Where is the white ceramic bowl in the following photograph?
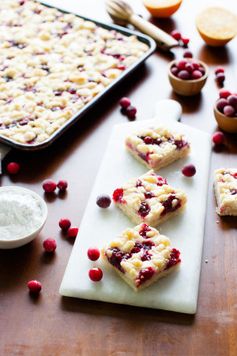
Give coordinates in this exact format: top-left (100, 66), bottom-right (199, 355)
top-left (0, 186), bottom-right (48, 249)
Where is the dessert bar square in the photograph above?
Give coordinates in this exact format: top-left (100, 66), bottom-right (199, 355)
top-left (102, 223), bottom-right (181, 291)
top-left (125, 126), bottom-right (190, 170)
top-left (112, 170), bottom-right (187, 226)
top-left (214, 168), bottom-right (237, 216)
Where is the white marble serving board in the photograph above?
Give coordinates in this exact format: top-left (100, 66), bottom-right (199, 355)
top-left (60, 105), bottom-right (211, 314)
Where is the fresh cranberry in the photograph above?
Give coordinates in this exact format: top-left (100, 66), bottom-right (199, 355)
top-left (170, 30), bottom-right (182, 40)
top-left (87, 247), bottom-right (100, 261)
top-left (6, 162), bottom-right (20, 175)
top-left (178, 70), bottom-right (190, 80)
top-left (138, 202), bottom-right (150, 218)
top-left (215, 67), bottom-right (225, 75)
top-left (183, 50), bottom-right (193, 58)
top-left (27, 280), bottom-right (42, 294)
top-left (216, 98), bottom-right (228, 112)
top-left (181, 37), bottom-right (190, 46)
top-left (219, 89), bottom-right (231, 99)
top-left (192, 61), bottom-right (200, 70)
top-left (119, 97), bottom-right (131, 109)
top-left (216, 73), bottom-right (225, 85)
top-left (43, 238), bottom-right (57, 252)
top-left (161, 195), bottom-right (181, 215)
top-left (57, 180), bottom-right (68, 192)
top-left (227, 95), bottom-right (237, 109)
top-left (59, 218), bottom-right (71, 231)
top-left (113, 188), bottom-right (124, 203)
top-left (192, 70), bottom-right (203, 80)
top-left (212, 131), bottom-right (225, 145)
top-left (139, 223), bottom-right (151, 237)
top-left (166, 248), bottom-right (181, 269)
top-left (67, 227), bottom-right (78, 239)
top-left (96, 195), bottom-right (111, 208)
top-left (223, 105), bottom-right (235, 117)
top-left (88, 268), bottom-right (103, 282)
top-left (136, 267), bottom-right (155, 287)
top-left (177, 60), bottom-right (187, 70)
top-left (143, 136), bottom-right (153, 144)
top-left (185, 62), bottom-right (194, 73)
top-left (42, 179), bottom-right (57, 193)
top-left (182, 164), bottom-right (196, 177)
top-left (171, 66), bottom-right (179, 76)
top-left (126, 105), bottom-right (137, 120)
top-left (157, 176), bottom-right (167, 186)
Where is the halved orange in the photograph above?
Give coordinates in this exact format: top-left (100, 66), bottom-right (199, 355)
top-left (143, 0), bottom-right (182, 18)
top-left (196, 7), bottom-right (237, 47)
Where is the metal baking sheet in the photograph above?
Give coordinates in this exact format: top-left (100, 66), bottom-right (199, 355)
top-left (0, 1), bottom-right (156, 151)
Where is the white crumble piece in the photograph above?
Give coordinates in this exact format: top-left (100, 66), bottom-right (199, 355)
top-left (112, 170), bottom-right (187, 227)
top-left (102, 224), bottom-right (181, 291)
top-left (0, 0), bottom-right (149, 145)
top-left (214, 168), bottom-right (237, 216)
top-left (125, 126), bottom-right (190, 170)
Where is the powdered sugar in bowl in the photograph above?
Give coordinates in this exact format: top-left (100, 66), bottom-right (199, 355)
top-left (0, 186), bottom-right (47, 249)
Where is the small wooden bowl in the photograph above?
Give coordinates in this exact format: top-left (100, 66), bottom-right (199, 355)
top-left (214, 106), bottom-right (237, 133)
top-left (168, 60), bottom-right (208, 96)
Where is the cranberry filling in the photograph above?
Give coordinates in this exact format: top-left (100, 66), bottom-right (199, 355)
top-left (166, 248), bottom-right (181, 269)
top-left (174, 139), bottom-right (188, 150)
top-left (136, 267), bottom-right (155, 287)
top-left (231, 173), bottom-right (237, 179)
top-left (139, 223), bottom-right (151, 237)
top-left (156, 176), bottom-right (167, 186)
top-left (230, 189), bottom-right (237, 195)
top-left (138, 202), bottom-right (150, 218)
top-left (138, 151), bottom-right (152, 163)
top-left (161, 195), bottom-right (181, 216)
top-left (141, 251), bottom-right (152, 261)
top-left (107, 248), bottom-right (131, 272)
top-left (140, 136), bottom-right (163, 145)
top-left (113, 188), bottom-right (124, 203)
top-left (131, 242), bottom-right (143, 254)
top-left (144, 192), bottom-right (154, 199)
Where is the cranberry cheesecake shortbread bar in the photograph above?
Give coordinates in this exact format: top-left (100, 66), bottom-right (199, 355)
top-left (214, 168), bottom-right (237, 216)
top-left (0, 0), bottom-right (148, 145)
top-left (113, 170), bottom-right (187, 226)
top-left (125, 126), bottom-right (190, 170)
top-left (102, 223), bottom-right (181, 291)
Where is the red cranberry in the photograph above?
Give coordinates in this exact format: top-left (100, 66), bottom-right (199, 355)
top-left (119, 97), bottom-right (131, 109)
top-left (57, 180), bottom-right (68, 192)
top-left (27, 280), bottom-right (42, 294)
top-left (216, 98), bottom-right (228, 112)
top-left (117, 65), bottom-right (126, 70)
top-left (42, 179), bottom-right (57, 193)
top-left (192, 70), bottom-right (203, 80)
top-left (138, 202), bottom-right (150, 218)
top-left (43, 238), bottom-right (57, 252)
top-left (181, 37), bottom-right (190, 46)
top-left (59, 218), bottom-right (71, 231)
top-left (183, 50), bottom-right (193, 58)
top-left (223, 105), bottom-right (235, 117)
top-left (166, 248), bottom-right (181, 268)
top-left (67, 227), bottom-right (78, 239)
top-left (170, 30), bottom-right (182, 40)
top-left (171, 66), bottom-right (179, 76)
top-left (185, 62), bottom-right (194, 73)
top-left (227, 95), bottom-right (237, 109)
top-left (215, 67), bottom-right (225, 75)
top-left (144, 136), bottom-right (153, 144)
top-left (136, 267), bottom-right (155, 286)
top-left (126, 105), bottom-right (137, 120)
top-left (192, 61), bottom-right (200, 70)
top-left (157, 176), bottom-right (167, 186)
top-left (87, 247), bottom-right (100, 261)
top-left (89, 268), bottom-right (103, 282)
top-left (216, 73), bottom-right (225, 85)
top-left (96, 194), bottom-right (111, 208)
top-left (139, 223), bottom-right (151, 237)
top-left (219, 89), bottom-right (231, 99)
top-left (182, 164), bottom-right (196, 177)
top-left (212, 131), bottom-right (225, 145)
top-left (178, 70), bottom-right (190, 80)
top-left (177, 60), bottom-right (187, 70)
top-left (113, 188), bottom-right (124, 203)
top-left (6, 162), bottom-right (20, 175)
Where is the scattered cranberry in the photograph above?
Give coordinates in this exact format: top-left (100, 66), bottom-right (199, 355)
top-left (216, 72), bottom-right (225, 86)
top-left (219, 89), bottom-right (230, 99)
top-left (181, 37), bottom-right (190, 46)
top-left (89, 268), bottom-right (103, 282)
top-left (59, 218), bottom-right (71, 231)
top-left (215, 67), bottom-right (225, 75)
top-left (43, 238), bottom-right (57, 253)
top-left (182, 164), bottom-right (196, 177)
top-left (170, 30), bottom-right (181, 40)
top-left (57, 180), bottom-right (68, 192)
top-left (223, 105), bottom-right (235, 117)
top-left (67, 227), bottom-right (78, 239)
top-left (6, 162), bottom-right (20, 175)
top-left (119, 97), bottom-right (131, 109)
top-left (27, 280), bottom-right (42, 294)
top-left (87, 247), bottom-right (100, 261)
top-left (212, 131), bottom-right (225, 145)
top-left (183, 50), bottom-right (193, 58)
top-left (96, 195), bottom-right (111, 208)
top-left (42, 179), bottom-right (57, 193)
top-left (126, 105), bottom-right (137, 120)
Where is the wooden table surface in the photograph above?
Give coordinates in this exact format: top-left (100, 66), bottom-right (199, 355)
top-left (1, 0), bottom-right (237, 355)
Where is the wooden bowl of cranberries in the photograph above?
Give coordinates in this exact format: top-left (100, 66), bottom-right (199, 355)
top-left (168, 58), bottom-right (208, 96)
top-left (214, 89), bottom-right (237, 133)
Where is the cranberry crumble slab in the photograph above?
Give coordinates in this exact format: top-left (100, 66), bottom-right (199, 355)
top-left (214, 168), bottom-right (237, 216)
top-left (112, 170), bottom-right (187, 226)
top-left (125, 126), bottom-right (190, 170)
top-left (102, 224), bottom-right (181, 291)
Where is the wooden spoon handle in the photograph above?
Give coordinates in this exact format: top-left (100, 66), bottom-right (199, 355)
top-left (130, 14), bottom-right (178, 50)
